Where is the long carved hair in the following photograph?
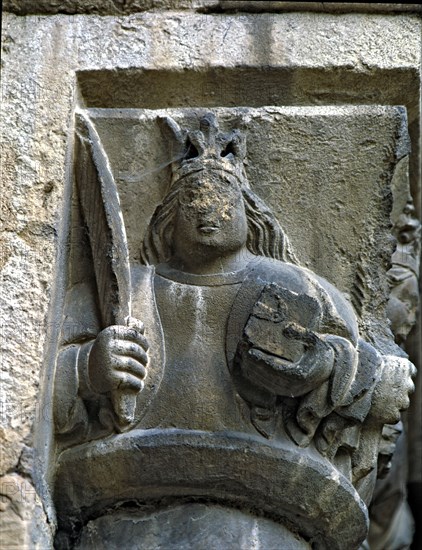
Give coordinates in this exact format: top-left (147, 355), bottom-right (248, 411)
top-left (140, 180), bottom-right (298, 266)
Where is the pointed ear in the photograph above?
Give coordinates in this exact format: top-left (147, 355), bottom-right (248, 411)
top-left (156, 116), bottom-right (187, 161)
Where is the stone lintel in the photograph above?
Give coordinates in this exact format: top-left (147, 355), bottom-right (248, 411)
top-left (3, 1), bottom-right (422, 16)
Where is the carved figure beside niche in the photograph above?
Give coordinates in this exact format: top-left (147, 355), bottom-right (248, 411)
top-left (53, 113), bottom-right (415, 549)
top-left (367, 192), bottom-right (421, 550)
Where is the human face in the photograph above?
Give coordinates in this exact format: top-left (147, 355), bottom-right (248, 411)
top-left (386, 275), bottom-right (419, 344)
top-left (171, 172), bottom-right (249, 268)
top-left (370, 356), bottom-right (415, 424)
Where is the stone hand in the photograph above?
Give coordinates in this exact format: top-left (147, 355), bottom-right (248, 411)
top-left (88, 320), bottom-right (149, 400)
top-left (244, 322), bottom-right (334, 397)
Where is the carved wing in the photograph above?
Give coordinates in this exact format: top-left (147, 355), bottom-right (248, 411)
top-left (74, 111), bottom-right (135, 428)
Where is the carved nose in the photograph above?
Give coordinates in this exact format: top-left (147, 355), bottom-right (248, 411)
top-left (194, 196), bottom-right (215, 213)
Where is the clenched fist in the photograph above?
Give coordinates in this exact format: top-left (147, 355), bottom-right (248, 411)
top-left (88, 320), bottom-right (149, 396)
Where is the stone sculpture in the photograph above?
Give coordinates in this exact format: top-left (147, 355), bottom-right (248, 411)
top-left (367, 195), bottom-right (421, 550)
top-left (53, 113), bottom-right (415, 549)
top-left (387, 199), bottom-right (420, 347)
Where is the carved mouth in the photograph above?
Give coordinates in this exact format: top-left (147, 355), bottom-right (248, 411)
top-left (197, 224), bottom-right (220, 234)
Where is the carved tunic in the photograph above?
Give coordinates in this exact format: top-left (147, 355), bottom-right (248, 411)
top-left (55, 256), bottom-right (360, 443)
top-left (54, 257), bottom-right (378, 549)
top-left (141, 269), bottom-right (249, 432)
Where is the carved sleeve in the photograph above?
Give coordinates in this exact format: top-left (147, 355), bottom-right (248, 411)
top-left (54, 343), bottom-right (91, 437)
top-left (53, 281), bottom-right (101, 439)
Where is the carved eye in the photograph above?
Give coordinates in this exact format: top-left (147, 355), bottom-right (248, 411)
top-left (178, 187), bottom-right (197, 206)
top-left (185, 139), bottom-right (199, 160)
top-left (221, 141), bottom-right (235, 157)
top-left (403, 204), bottom-right (415, 216)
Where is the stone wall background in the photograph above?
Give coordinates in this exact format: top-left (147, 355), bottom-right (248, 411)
top-left (1, 3), bottom-right (421, 548)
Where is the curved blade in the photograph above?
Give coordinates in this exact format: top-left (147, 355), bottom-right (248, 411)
top-left (75, 111), bottom-right (131, 326)
top-left (74, 111), bottom-right (135, 428)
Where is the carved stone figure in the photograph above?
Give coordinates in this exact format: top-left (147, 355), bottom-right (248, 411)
top-left (387, 199), bottom-right (420, 347)
top-left (53, 113), bottom-right (415, 549)
top-left (367, 195), bottom-right (421, 550)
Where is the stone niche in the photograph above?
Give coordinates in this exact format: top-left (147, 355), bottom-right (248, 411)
top-left (53, 91), bottom-right (412, 550)
top-left (1, 5), bottom-right (421, 550)
top-left (78, 103), bottom-right (406, 323)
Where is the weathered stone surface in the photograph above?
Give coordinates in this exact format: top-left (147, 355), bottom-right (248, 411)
top-left (55, 429), bottom-right (368, 548)
top-left (76, 503), bottom-right (311, 549)
top-left (0, 428), bottom-right (23, 476)
top-left (0, 474), bottom-right (52, 549)
top-left (4, 1), bottom-right (422, 15)
top-left (51, 110), bottom-right (415, 549)
top-left (370, 149), bottom-right (422, 547)
top-left (87, 105), bottom-right (408, 348)
top-left (1, 7), bottom-right (420, 549)
top-left (2, 10), bottom-right (419, 206)
top-left (368, 426), bottom-right (415, 550)
top-left (3, 0), bottom-right (211, 15)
